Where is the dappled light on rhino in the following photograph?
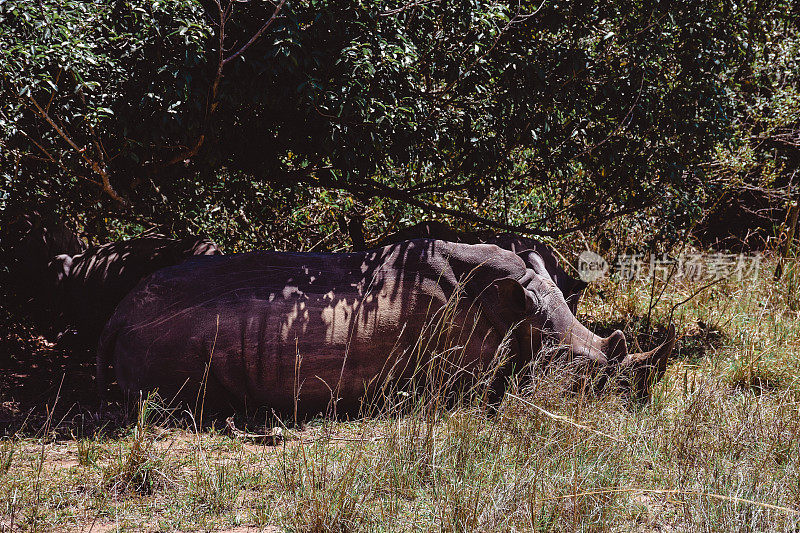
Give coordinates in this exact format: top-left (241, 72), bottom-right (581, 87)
top-left (373, 221), bottom-right (587, 314)
top-left (98, 239), bottom-right (674, 419)
top-left (49, 235), bottom-right (221, 349)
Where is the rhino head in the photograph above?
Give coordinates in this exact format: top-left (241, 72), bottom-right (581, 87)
top-left (487, 270), bottom-right (675, 397)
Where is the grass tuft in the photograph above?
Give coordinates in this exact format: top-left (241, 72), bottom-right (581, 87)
top-left (0, 439), bottom-right (14, 476)
top-left (102, 393), bottom-right (173, 495)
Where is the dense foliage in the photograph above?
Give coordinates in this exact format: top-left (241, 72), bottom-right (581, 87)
top-left (0, 0), bottom-right (798, 249)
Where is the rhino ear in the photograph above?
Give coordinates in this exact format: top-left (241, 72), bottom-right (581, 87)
top-left (516, 250), bottom-right (548, 277)
top-left (48, 254), bottom-right (73, 284)
top-left (491, 277), bottom-right (534, 316)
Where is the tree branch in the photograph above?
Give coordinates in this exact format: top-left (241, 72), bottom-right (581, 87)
top-left (305, 171), bottom-right (647, 238)
top-left (159, 0), bottom-right (285, 169)
top-left (379, 0), bottom-right (440, 17)
top-left (221, 0), bottom-right (286, 67)
top-left (26, 95), bottom-right (128, 206)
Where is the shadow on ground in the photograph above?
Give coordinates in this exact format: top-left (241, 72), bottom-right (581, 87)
top-left (0, 305), bottom-right (127, 438)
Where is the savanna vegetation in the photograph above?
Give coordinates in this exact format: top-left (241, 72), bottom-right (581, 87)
top-left (1, 0), bottom-right (800, 530)
top-left (3, 260), bottom-right (800, 531)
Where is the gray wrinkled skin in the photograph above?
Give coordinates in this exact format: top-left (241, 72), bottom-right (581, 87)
top-left (373, 221), bottom-right (587, 314)
top-left (51, 235), bottom-right (220, 342)
top-left (99, 240), bottom-right (667, 416)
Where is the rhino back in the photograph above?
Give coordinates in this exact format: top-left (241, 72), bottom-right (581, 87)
top-left (64, 236), bottom-right (220, 331)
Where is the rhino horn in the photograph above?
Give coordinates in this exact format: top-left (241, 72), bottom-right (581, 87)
top-left (601, 329), bottom-right (628, 363)
top-left (618, 324), bottom-right (676, 398)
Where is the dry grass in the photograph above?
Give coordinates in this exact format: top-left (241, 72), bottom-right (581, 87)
top-left (3, 255), bottom-right (800, 531)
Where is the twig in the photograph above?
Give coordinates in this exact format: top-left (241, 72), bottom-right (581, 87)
top-left (26, 95), bottom-right (127, 206)
top-left (506, 393), bottom-right (624, 442)
top-left (221, 0), bottom-right (286, 67)
top-left (342, 176), bottom-right (646, 237)
top-left (538, 486), bottom-right (800, 515)
top-left (380, 0), bottom-right (440, 17)
top-left (161, 0), bottom-right (285, 169)
top-left (572, 73), bottom-right (647, 160)
top-left (225, 417), bottom-right (283, 445)
top-left (667, 277), bottom-right (725, 325)
top-left (420, 0), bottom-right (547, 99)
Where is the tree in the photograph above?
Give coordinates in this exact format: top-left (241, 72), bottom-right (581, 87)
top-left (1, 0), bottom-right (795, 246)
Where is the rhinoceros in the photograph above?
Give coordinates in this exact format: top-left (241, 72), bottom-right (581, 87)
top-left (98, 239), bottom-right (674, 416)
top-left (373, 221), bottom-right (587, 314)
top-left (1, 211), bottom-right (86, 301)
top-left (0, 211), bottom-right (87, 338)
top-left (49, 235), bottom-right (221, 345)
